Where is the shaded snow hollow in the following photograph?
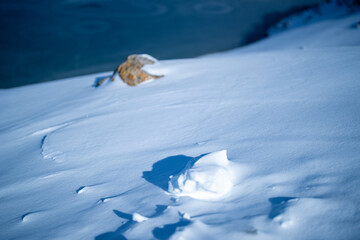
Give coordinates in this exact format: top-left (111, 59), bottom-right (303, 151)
top-left (0, 5), bottom-right (360, 240)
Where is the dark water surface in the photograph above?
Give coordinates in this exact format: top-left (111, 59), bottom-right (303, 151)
top-left (0, 0), bottom-right (322, 88)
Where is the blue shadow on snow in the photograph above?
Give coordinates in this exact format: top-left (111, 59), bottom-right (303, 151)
top-left (152, 218), bottom-right (191, 240)
top-left (268, 197), bottom-right (298, 219)
top-left (95, 205), bottom-right (169, 240)
top-left (142, 154), bottom-right (205, 191)
top-left (95, 210), bottom-right (132, 240)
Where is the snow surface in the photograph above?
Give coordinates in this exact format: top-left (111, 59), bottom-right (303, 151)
top-left (1, 6), bottom-right (360, 240)
top-left (268, 0), bottom-right (359, 35)
top-left (168, 150), bottom-right (243, 200)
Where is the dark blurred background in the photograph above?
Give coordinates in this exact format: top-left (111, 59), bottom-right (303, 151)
top-left (0, 0), bottom-right (324, 88)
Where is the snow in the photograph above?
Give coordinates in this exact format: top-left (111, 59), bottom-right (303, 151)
top-left (210, 2), bottom-right (360, 56)
top-left (267, 0), bottom-right (358, 35)
top-left (1, 4), bottom-right (360, 240)
top-left (132, 213), bottom-right (148, 223)
top-left (168, 150), bottom-right (239, 200)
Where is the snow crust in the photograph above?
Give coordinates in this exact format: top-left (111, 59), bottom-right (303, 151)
top-left (0, 3), bottom-right (360, 240)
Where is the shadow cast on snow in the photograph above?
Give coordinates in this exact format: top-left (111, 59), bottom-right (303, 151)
top-left (142, 154), bottom-right (206, 191)
top-left (268, 196), bottom-right (298, 219)
top-left (95, 210), bottom-right (132, 240)
top-left (152, 218), bottom-right (191, 240)
top-left (93, 75), bottom-right (111, 88)
top-left (95, 154), bottom-right (204, 240)
top-left (94, 206), bottom-right (170, 240)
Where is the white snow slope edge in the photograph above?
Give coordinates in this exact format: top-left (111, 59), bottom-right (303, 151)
top-left (1, 8), bottom-right (360, 240)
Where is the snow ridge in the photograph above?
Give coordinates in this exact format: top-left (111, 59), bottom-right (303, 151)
top-left (38, 122), bottom-right (74, 161)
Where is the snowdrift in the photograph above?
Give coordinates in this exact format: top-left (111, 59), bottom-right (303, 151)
top-left (169, 150), bottom-right (236, 200)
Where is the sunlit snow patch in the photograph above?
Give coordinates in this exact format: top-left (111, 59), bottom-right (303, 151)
top-left (168, 150), bottom-right (236, 200)
top-left (132, 213), bottom-right (148, 222)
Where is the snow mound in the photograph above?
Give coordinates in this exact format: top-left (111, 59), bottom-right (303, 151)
top-left (168, 150), bottom-right (235, 200)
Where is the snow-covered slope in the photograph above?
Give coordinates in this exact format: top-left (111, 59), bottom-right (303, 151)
top-left (268, 0), bottom-right (359, 36)
top-left (1, 7), bottom-right (360, 240)
top-left (210, 1), bottom-right (360, 55)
